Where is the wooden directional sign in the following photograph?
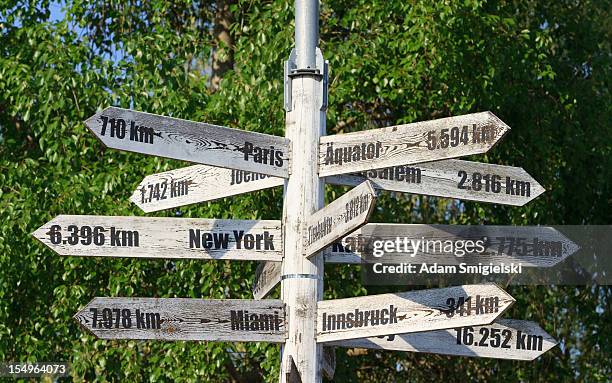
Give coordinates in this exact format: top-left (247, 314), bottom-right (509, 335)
top-left (326, 159), bottom-right (545, 206)
top-left (325, 224), bottom-right (580, 267)
top-left (304, 180), bottom-right (377, 257)
top-left (33, 215), bottom-right (283, 261)
top-left (85, 107), bottom-right (291, 178)
top-left (74, 297), bottom-right (286, 342)
top-left (253, 261), bottom-right (282, 300)
top-left (326, 319), bottom-right (557, 361)
top-left (316, 284), bottom-right (514, 342)
top-left (319, 112), bottom-right (509, 177)
top-left (131, 164), bottom-right (285, 212)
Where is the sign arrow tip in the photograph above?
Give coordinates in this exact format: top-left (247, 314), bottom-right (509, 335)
top-left (486, 111), bottom-right (511, 132)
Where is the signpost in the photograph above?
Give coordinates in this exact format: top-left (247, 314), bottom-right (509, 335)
top-left (325, 224), bottom-right (580, 267)
top-left (30, 1), bottom-right (561, 381)
top-left (85, 107), bottom-right (291, 178)
top-left (279, 40), bottom-right (328, 380)
top-left (33, 215), bottom-right (283, 261)
top-left (326, 159), bottom-right (545, 206)
top-left (318, 112), bottom-right (510, 177)
top-left (75, 297), bottom-right (286, 342)
top-left (326, 319), bottom-right (557, 361)
top-left (316, 284), bottom-right (514, 342)
top-left (131, 164), bottom-right (284, 212)
top-left (303, 180), bottom-right (377, 257)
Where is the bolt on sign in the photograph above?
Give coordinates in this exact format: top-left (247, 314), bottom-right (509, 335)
top-left (33, 215), bottom-right (283, 261)
top-left (86, 107), bottom-right (291, 178)
top-left (318, 112), bottom-right (510, 177)
top-left (326, 319), bottom-right (557, 361)
top-left (75, 297), bottom-right (286, 342)
top-left (316, 284), bottom-right (515, 343)
top-left (326, 159), bottom-right (545, 206)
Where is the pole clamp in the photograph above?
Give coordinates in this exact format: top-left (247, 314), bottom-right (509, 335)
top-left (281, 273), bottom-right (322, 281)
top-left (284, 48), bottom-right (328, 112)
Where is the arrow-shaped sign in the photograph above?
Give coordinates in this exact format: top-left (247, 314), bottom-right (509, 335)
top-left (326, 159), bottom-right (544, 206)
top-left (253, 261), bottom-right (282, 300)
top-left (33, 215), bottom-right (283, 261)
top-left (325, 224), bottom-right (580, 267)
top-left (304, 180), bottom-right (377, 257)
top-left (319, 112), bottom-right (509, 177)
top-left (85, 107), bottom-right (291, 178)
top-left (131, 164), bottom-right (285, 213)
top-left (316, 284), bottom-right (514, 342)
top-left (326, 319), bottom-right (557, 361)
top-left (74, 297), bottom-right (286, 342)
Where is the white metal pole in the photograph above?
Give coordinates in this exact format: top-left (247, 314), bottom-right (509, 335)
top-left (280, 1), bottom-right (327, 381)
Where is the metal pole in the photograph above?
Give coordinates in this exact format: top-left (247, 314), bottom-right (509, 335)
top-left (294, 0), bottom-right (319, 70)
top-left (280, 0), bottom-right (327, 381)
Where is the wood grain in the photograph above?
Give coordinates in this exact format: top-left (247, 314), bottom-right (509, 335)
top-left (326, 159), bottom-right (545, 206)
top-left (131, 165), bottom-right (284, 212)
top-left (33, 215), bottom-right (283, 261)
top-left (324, 224), bottom-right (579, 267)
top-left (74, 297), bottom-right (286, 342)
top-left (303, 180), bottom-right (377, 257)
top-left (253, 261), bottom-right (282, 300)
top-left (85, 107), bottom-right (291, 178)
top-left (326, 319), bottom-right (557, 361)
top-left (319, 112), bottom-right (509, 177)
top-left (316, 284), bottom-right (514, 342)
top-left (280, 62), bottom-right (327, 382)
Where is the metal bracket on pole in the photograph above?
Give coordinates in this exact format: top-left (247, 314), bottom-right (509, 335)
top-left (284, 48), bottom-right (328, 112)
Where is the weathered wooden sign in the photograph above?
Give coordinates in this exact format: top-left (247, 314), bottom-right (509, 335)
top-left (131, 164), bottom-right (285, 213)
top-left (325, 224), bottom-right (579, 267)
top-left (85, 107), bottom-right (291, 178)
top-left (304, 180), bottom-right (377, 257)
top-left (326, 319), bottom-right (557, 361)
top-left (319, 112), bottom-right (509, 177)
top-left (74, 297), bottom-right (286, 342)
top-left (326, 159), bottom-right (545, 206)
top-left (253, 261), bottom-right (282, 300)
top-left (33, 215), bottom-right (283, 261)
top-left (316, 284), bottom-right (514, 342)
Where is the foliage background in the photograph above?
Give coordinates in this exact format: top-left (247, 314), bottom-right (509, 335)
top-left (0, 0), bottom-right (610, 381)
